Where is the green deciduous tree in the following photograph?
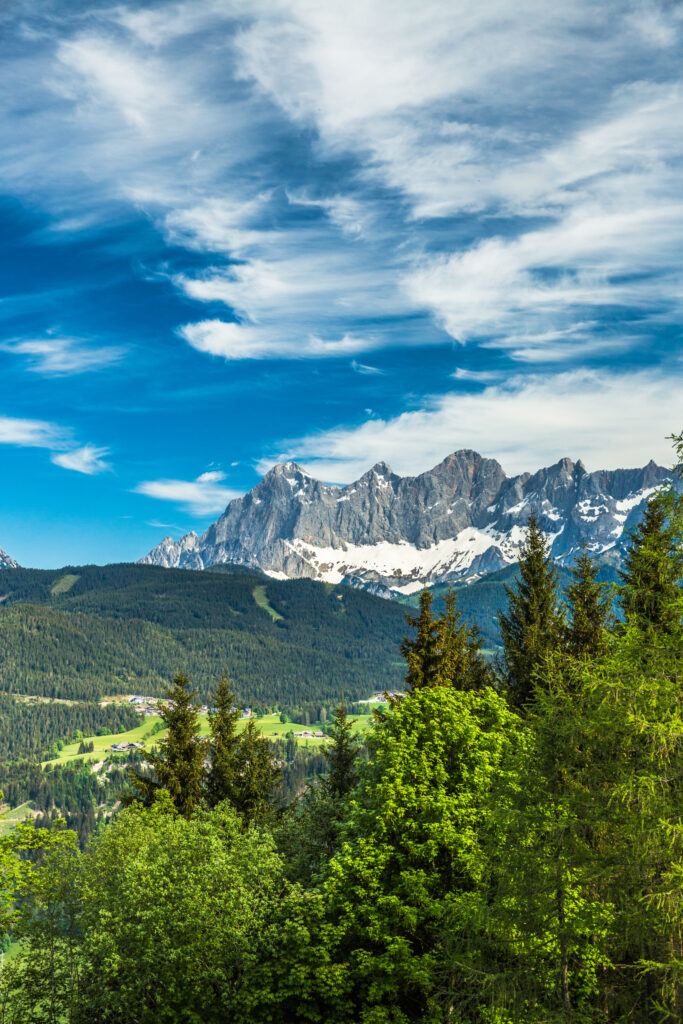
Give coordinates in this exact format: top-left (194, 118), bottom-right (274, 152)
top-left (73, 797), bottom-right (310, 1023)
top-left (323, 686), bottom-right (519, 1023)
top-left (498, 514), bottom-right (565, 708)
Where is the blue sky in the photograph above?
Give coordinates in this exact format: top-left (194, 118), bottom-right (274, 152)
top-left (1, 0), bottom-right (682, 567)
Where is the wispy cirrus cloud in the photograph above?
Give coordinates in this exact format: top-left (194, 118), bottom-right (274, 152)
top-left (1, 0), bottom-right (682, 556)
top-left (5, 0), bottom-right (682, 372)
top-left (0, 415), bottom-right (110, 474)
top-left (51, 445), bottom-right (111, 475)
top-left (0, 415), bottom-right (67, 450)
top-left (179, 319), bottom-right (375, 360)
top-left (134, 470), bottom-right (240, 515)
top-left (3, 337), bottom-right (124, 375)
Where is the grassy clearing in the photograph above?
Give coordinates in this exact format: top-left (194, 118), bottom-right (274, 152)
top-left (42, 716), bottom-right (167, 768)
top-left (50, 573), bottom-right (80, 596)
top-left (252, 585), bottom-right (284, 622)
top-left (42, 711), bottom-right (373, 767)
top-left (0, 801), bottom-right (35, 836)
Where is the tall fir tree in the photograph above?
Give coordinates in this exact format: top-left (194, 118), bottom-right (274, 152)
top-left (231, 716), bottom-right (281, 824)
top-left (205, 675), bottom-right (241, 809)
top-left (564, 541), bottom-right (612, 659)
top-left (436, 589), bottom-right (492, 690)
top-left (123, 671), bottom-right (205, 818)
top-left (322, 701), bottom-right (360, 799)
top-left (400, 588), bottom-right (440, 690)
top-left (619, 486), bottom-right (683, 635)
top-left (497, 514), bottom-right (565, 708)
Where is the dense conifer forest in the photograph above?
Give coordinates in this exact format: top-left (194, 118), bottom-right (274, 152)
top-left (0, 565), bottom-right (407, 703)
top-left (0, 435), bottom-right (680, 1022)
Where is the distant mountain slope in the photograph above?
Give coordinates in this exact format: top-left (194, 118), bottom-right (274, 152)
top-left (0, 563), bottom-right (407, 704)
top-left (0, 546), bottom-right (19, 569)
top-left (141, 450), bottom-right (671, 594)
top-left (403, 559), bottom-right (622, 650)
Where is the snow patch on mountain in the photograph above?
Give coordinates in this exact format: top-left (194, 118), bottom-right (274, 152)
top-left (140, 452), bottom-right (674, 595)
top-left (0, 546), bottom-right (20, 569)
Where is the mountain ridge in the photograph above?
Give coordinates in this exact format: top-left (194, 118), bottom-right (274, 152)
top-left (0, 546), bottom-right (19, 569)
top-left (140, 450), bottom-right (672, 595)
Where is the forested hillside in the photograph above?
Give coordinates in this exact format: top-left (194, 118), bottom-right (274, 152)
top-left (406, 557), bottom-right (621, 648)
top-left (0, 564), bottom-right (407, 703)
top-left (0, 455), bottom-right (681, 1023)
top-left (0, 559), bottom-right (622, 703)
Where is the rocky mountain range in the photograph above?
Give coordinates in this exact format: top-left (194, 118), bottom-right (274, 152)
top-left (0, 546), bottom-right (19, 569)
top-left (140, 450), bottom-right (672, 596)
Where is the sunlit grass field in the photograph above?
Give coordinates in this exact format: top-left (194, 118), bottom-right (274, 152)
top-left (41, 711), bottom-right (374, 768)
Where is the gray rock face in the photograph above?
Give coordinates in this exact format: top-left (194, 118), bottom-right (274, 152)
top-left (140, 451), bottom-right (672, 595)
top-left (0, 546), bottom-right (20, 569)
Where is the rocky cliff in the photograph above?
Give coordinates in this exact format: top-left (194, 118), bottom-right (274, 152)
top-left (0, 546), bottom-right (20, 569)
top-left (140, 450), bottom-right (671, 595)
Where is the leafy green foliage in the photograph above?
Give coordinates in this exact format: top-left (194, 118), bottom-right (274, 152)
top-left (324, 686), bottom-right (519, 1023)
top-left (2, 437), bottom-right (682, 1024)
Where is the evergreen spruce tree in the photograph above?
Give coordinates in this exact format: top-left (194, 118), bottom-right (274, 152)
top-left (436, 589), bottom-right (492, 690)
top-left (400, 588), bottom-right (440, 690)
top-left (205, 675), bottom-right (241, 808)
top-left (497, 514), bottom-right (565, 708)
top-left (231, 716), bottom-right (281, 824)
top-left (565, 541), bottom-right (612, 659)
top-left (619, 486), bottom-right (683, 635)
top-left (123, 671), bottom-right (205, 818)
top-left (322, 701), bottom-right (360, 799)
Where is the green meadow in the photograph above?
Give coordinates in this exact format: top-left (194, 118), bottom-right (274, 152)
top-left (42, 711), bottom-right (373, 768)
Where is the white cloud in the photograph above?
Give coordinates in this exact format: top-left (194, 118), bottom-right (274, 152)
top-left (1, 0), bottom-right (682, 381)
top-left (134, 470), bottom-right (240, 515)
top-left (351, 360), bottom-right (384, 375)
top-left (51, 445), bottom-right (111, 475)
top-left (405, 197), bottom-right (683, 351)
top-left (179, 318), bottom-right (375, 360)
top-left (286, 190), bottom-right (372, 237)
top-left (257, 368), bottom-right (683, 480)
top-left (4, 337), bottom-right (124, 375)
top-left (230, 2), bottom-right (683, 360)
top-left (0, 415), bottom-right (109, 474)
top-left (236, 2), bottom-right (683, 217)
top-left (0, 415), bottom-right (66, 449)
top-left (163, 195), bottom-right (275, 258)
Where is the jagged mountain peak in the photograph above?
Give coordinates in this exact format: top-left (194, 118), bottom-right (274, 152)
top-left (0, 546), bottom-right (20, 569)
top-left (140, 451), bottom-right (672, 595)
top-left (268, 460), bottom-right (310, 477)
top-left (356, 460), bottom-right (396, 485)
